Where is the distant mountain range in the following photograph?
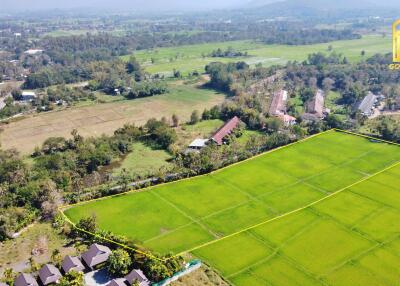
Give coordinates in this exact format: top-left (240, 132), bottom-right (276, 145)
top-left (248, 0), bottom-right (398, 10)
top-left (244, 0), bottom-right (400, 18)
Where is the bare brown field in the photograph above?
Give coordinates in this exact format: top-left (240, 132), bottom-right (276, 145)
top-left (0, 85), bottom-right (225, 154)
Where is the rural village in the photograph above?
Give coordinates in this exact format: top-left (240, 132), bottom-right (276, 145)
top-left (1, 2), bottom-right (400, 286)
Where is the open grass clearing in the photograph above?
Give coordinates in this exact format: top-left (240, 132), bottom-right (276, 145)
top-left (0, 223), bottom-right (76, 276)
top-left (111, 142), bottom-right (173, 177)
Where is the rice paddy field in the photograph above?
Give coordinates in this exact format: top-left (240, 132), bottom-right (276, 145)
top-left (127, 35), bottom-right (391, 75)
top-left (64, 130), bottom-right (400, 285)
top-left (0, 82), bottom-right (224, 154)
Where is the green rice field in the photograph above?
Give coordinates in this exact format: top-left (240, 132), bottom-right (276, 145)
top-left (64, 130), bottom-right (400, 285)
top-left (125, 35), bottom-right (391, 75)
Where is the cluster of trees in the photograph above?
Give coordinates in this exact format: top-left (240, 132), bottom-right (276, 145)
top-left (175, 131), bottom-right (293, 175)
top-left (205, 61), bottom-right (250, 93)
top-left (23, 65), bottom-right (88, 89)
top-left (0, 96), bottom-right (29, 119)
top-left (124, 81), bottom-right (169, 100)
top-left (264, 29), bottom-right (360, 45)
top-left (24, 56), bottom-right (145, 91)
top-left (46, 85), bottom-right (96, 104)
top-left (209, 47), bottom-right (248, 58)
top-left (375, 116), bottom-right (400, 143)
top-left (285, 52), bottom-right (400, 110)
top-left (0, 117), bottom-right (178, 240)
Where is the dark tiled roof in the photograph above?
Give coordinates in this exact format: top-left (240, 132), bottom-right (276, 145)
top-left (39, 264), bottom-right (62, 285)
top-left (62, 255), bottom-right (85, 273)
top-left (125, 269), bottom-right (150, 286)
top-left (107, 278), bottom-right (128, 286)
top-left (82, 244), bottom-right (112, 268)
top-left (14, 273), bottom-right (38, 286)
top-left (211, 116), bottom-right (241, 145)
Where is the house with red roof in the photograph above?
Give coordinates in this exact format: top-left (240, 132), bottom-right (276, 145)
top-left (211, 116), bottom-right (241, 145)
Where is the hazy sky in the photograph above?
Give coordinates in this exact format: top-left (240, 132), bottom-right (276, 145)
top-left (2, 0), bottom-right (397, 12)
top-left (1, 0), bottom-right (257, 12)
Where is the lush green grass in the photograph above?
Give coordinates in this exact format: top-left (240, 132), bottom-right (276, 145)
top-left (181, 119), bottom-right (224, 134)
top-left (193, 158), bottom-right (400, 286)
top-left (112, 142), bottom-right (172, 177)
top-left (125, 35), bottom-right (391, 75)
top-left (65, 131), bottom-right (400, 267)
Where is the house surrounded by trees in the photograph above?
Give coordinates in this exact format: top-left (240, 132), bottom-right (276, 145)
top-left (211, 116), bottom-right (241, 145)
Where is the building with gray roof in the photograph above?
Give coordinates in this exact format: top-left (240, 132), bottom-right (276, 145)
top-left (107, 278), bottom-right (128, 286)
top-left (357, 91), bottom-right (378, 116)
top-left (82, 244), bottom-right (112, 268)
top-left (125, 269), bottom-right (150, 286)
top-left (62, 255), bottom-right (85, 273)
top-left (39, 264), bottom-right (62, 285)
top-left (14, 273), bottom-right (38, 286)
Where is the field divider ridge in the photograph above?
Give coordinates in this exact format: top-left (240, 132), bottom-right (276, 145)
top-left (58, 205), bottom-right (165, 261)
top-left (149, 191), bottom-right (220, 239)
top-left (179, 159), bottom-right (400, 257)
top-left (333, 128), bottom-right (400, 147)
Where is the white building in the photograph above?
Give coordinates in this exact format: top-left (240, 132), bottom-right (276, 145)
top-left (24, 49), bottom-right (43, 55)
top-left (21, 91), bottom-right (37, 101)
top-left (188, 139), bottom-right (209, 150)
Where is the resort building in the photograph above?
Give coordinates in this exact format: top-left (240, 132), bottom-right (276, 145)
top-left (82, 244), bottom-right (112, 269)
top-left (62, 255), bottom-right (85, 273)
top-left (14, 273), bottom-right (38, 286)
top-left (125, 269), bottom-right (150, 286)
top-left (107, 278), bottom-right (128, 286)
top-left (39, 264), bottom-right (62, 285)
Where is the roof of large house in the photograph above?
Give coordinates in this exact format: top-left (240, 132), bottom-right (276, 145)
top-left (14, 273), bottom-right (38, 286)
top-left (82, 244), bottom-right (112, 268)
top-left (269, 90), bottom-right (287, 116)
top-left (125, 269), bottom-right (150, 286)
top-left (211, 116), bottom-right (241, 145)
top-left (39, 264), bottom-right (62, 285)
top-left (358, 91), bottom-right (377, 115)
top-left (107, 278), bottom-right (128, 286)
top-left (62, 255), bottom-right (85, 273)
top-left (306, 89), bottom-right (325, 117)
